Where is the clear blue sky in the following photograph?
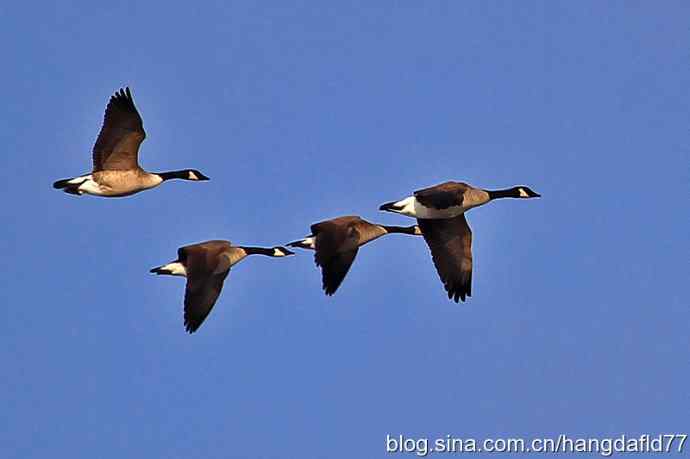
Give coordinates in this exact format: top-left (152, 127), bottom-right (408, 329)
top-left (1, 1), bottom-right (687, 458)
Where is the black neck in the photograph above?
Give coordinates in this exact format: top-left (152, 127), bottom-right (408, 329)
top-left (380, 225), bottom-right (419, 235)
top-left (157, 170), bottom-right (189, 181)
top-left (240, 246), bottom-right (275, 256)
top-left (487, 187), bottom-right (519, 200)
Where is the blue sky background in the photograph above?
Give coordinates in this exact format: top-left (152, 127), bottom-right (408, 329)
top-left (1, 1), bottom-right (688, 458)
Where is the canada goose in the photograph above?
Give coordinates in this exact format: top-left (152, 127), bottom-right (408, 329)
top-left (150, 240), bottom-right (294, 333)
top-left (288, 216), bottom-right (422, 295)
top-left (53, 87), bottom-right (209, 197)
top-left (380, 181), bottom-right (540, 302)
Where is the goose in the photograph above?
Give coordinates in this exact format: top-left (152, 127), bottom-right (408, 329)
top-left (379, 181), bottom-right (540, 302)
top-left (150, 240), bottom-right (294, 333)
top-left (288, 216), bottom-right (422, 295)
top-left (53, 87), bottom-right (209, 197)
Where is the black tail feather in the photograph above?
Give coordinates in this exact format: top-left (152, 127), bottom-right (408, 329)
top-left (53, 178), bottom-right (73, 189)
top-left (63, 186), bottom-right (82, 195)
top-left (53, 177), bottom-right (85, 195)
top-left (379, 201), bottom-right (399, 212)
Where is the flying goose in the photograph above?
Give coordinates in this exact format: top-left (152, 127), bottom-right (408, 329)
top-left (150, 240), bottom-right (294, 333)
top-left (53, 87), bottom-right (209, 197)
top-left (380, 181), bottom-right (540, 302)
top-left (288, 216), bottom-right (422, 295)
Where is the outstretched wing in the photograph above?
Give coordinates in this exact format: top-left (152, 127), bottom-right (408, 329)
top-left (178, 242), bottom-right (231, 333)
top-left (318, 249), bottom-right (359, 295)
top-left (417, 214), bottom-right (473, 302)
top-left (311, 218), bottom-right (361, 295)
top-left (414, 181), bottom-right (469, 210)
top-left (183, 271), bottom-right (229, 333)
top-left (92, 87), bottom-right (146, 171)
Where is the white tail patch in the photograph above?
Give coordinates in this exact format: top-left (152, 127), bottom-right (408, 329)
top-left (294, 237), bottom-right (315, 249)
top-left (287, 236), bottom-right (316, 250)
top-left (392, 196), bottom-right (416, 216)
top-left (68, 174), bottom-right (92, 184)
top-left (157, 262), bottom-right (187, 277)
top-left (394, 196), bottom-right (466, 219)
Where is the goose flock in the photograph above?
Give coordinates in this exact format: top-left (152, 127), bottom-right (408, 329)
top-left (54, 87), bottom-right (541, 333)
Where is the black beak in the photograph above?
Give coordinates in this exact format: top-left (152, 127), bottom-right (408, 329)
top-left (282, 248), bottom-right (295, 256)
top-left (197, 173), bottom-right (210, 181)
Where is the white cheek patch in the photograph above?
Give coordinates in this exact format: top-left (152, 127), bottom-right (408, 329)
top-left (518, 188), bottom-right (529, 198)
top-left (188, 171), bottom-right (199, 180)
top-left (273, 248), bottom-right (286, 257)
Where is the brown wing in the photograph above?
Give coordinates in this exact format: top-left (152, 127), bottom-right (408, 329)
top-left (318, 249), bottom-right (359, 295)
top-left (92, 87), bottom-right (146, 171)
top-left (417, 214), bottom-right (473, 302)
top-left (178, 241), bottom-right (232, 333)
top-left (183, 272), bottom-right (229, 333)
top-left (414, 181), bottom-right (469, 210)
top-left (311, 217), bottom-right (361, 295)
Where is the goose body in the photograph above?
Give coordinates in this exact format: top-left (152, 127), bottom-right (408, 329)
top-left (379, 181), bottom-right (539, 218)
top-left (288, 216), bottom-right (421, 295)
top-left (150, 240), bottom-right (293, 333)
top-left (380, 181), bottom-right (540, 302)
top-left (53, 87), bottom-right (209, 197)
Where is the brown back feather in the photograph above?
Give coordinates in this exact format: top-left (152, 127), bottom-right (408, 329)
top-left (414, 181), bottom-right (469, 210)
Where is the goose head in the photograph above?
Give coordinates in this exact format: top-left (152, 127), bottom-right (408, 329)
top-left (514, 186), bottom-right (541, 198)
top-left (185, 169), bottom-right (210, 181)
top-left (271, 247), bottom-right (295, 257)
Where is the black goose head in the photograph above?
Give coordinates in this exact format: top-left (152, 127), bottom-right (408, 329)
top-left (184, 169), bottom-right (210, 181)
top-left (158, 169), bottom-right (210, 181)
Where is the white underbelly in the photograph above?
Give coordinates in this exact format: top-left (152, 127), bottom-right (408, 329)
top-left (394, 196), bottom-right (468, 218)
top-left (80, 172), bottom-right (162, 197)
top-left (413, 202), bottom-right (467, 219)
top-left (392, 194), bottom-right (488, 219)
top-left (78, 178), bottom-right (109, 196)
